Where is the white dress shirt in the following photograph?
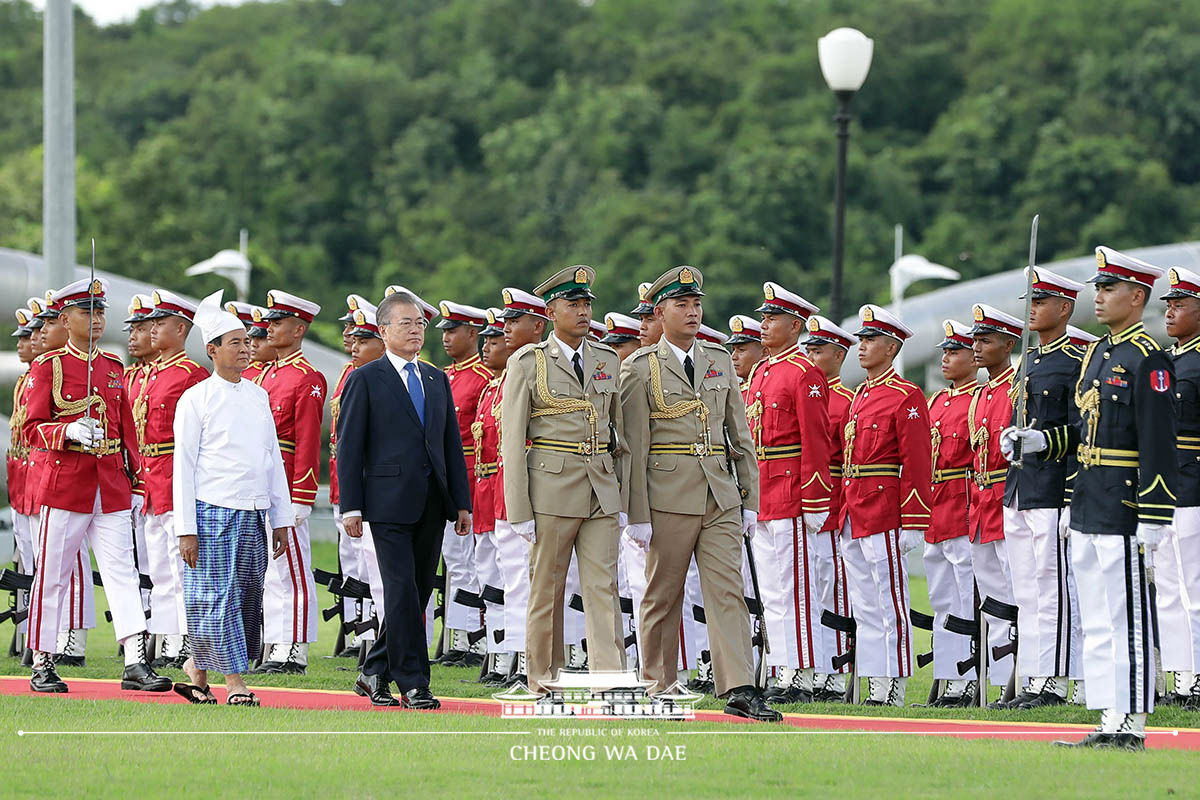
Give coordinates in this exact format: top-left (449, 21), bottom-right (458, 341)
top-left (551, 333), bottom-right (585, 366)
top-left (342, 349), bottom-right (423, 522)
top-left (664, 337), bottom-right (697, 371)
top-left (172, 374), bottom-right (295, 537)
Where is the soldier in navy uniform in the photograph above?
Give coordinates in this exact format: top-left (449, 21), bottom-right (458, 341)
top-left (1001, 268), bottom-right (1086, 709)
top-left (1158, 266), bottom-right (1200, 708)
top-left (1005, 246), bottom-right (1178, 750)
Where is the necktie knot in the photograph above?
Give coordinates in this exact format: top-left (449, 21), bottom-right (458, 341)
top-left (572, 351), bottom-right (585, 386)
top-left (405, 362), bottom-right (426, 425)
top-left (684, 354), bottom-right (695, 386)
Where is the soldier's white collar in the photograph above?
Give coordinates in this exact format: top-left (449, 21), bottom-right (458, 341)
top-left (550, 332), bottom-right (584, 362)
top-left (664, 337), bottom-right (696, 368)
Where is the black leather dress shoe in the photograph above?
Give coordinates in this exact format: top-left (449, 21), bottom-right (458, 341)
top-left (355, 674), bottom-right (400, 706)
top-left (54, 654), bottom-right (86, 668)
top-left (1017, 691), bottom-right (1067, 710)
top-left (480, 672), bottom-right (507, 686)
top-left (276, 661), bottom-right (307, 675)
top-left (723, 687), bottom-right (782, 722)
top-left (765, 686), bottom-right (813, 705)
top-left (31, 664), bottom-right (68, 693)
top-left (121, 663), bottom-right (172, 692)
top-left (813, 688), bottom-right (847, 703)
top-left (437, 649), bottom-right (468, 666)
top-left (988, 690), bottom-right (1038, 710)
top-left (249, 661), bottom-right (285, 675)
top-left (1054, 732), bottom-right (1145, 751)
top-left (402, 687), bottom-right (442, 710)
top-left (149, 655), bottom-right (175, 670)
top-left (687, 679), bottom-right (716, 695)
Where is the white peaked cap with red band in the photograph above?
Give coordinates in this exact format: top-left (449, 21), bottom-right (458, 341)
top-left (53, 277), bottom-right (110, 310)
top-left (727, 314), bottom-right (763, 344)
top-left (971, 303), bottom-right (1023, 338)
top-left (1066, 325), bottom-right (1099, 346)
top-left (436, 300), bottom-right (488, 329)
top-left (384, 285), bottom-right (438, 322)
top-left (855, 304), bottom-right (914, 341)
top-left (498, 287), bottom-right (549, 320)
top-left (350, 306), bottom-right (381, 338)
top-left (757, 281), bottom-right (819, 319)
top-left (1090, 246), bottom-right (1164, 290)
top-left (697, 323), bottom-right (728, 345)
top-left (339, 293), bottom-right (378, 323)
top-left (146, 289), bottom-right (199, 321)
top-left (124, 293), bottom-right (155, 325)
top-left (804, 314), bottom-right (857, 349)
top-left (224, 300), bottom-right (255, 325)
top-left (481, 307), bottom-right (505, 337)
top-left (602, 312), bottom-right (640, 342)
top-left (1021, 266), bottom-right (1085, 300)
top-left (264, 289), bottom-right (321, 322)
top-left (587, 318), bottom-right (607, 341)
top-left (1162, 266), bottom-right (1200, 300)
top-left (938, 319), bottom-right (974, 350)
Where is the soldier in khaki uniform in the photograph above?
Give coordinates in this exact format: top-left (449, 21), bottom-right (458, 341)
top-left (620, 266), bottom-right (781, 722)
top-left (501, 266), bottom-right (626, 696)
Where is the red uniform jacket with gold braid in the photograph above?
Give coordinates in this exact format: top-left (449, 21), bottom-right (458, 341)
top-left (7, 373), bottom-right (29, 515)
top-left (328, 362), bottom-right (354, 507)
top-left (744, 344), bottom-right (833, 521)
top-left (836, 366), bottom-right (933, 538)
top-left (447, 354), bottom-right (493, 476)
top-left (967, 365), bottom-right (1015, 544)
top-left (135, 350), bottom-right (208, 514)
top-left (472, 374), bottom-right (504, 534)
top-left (243, 362), bottom-right (267, 382)
top-left (259, 350), bottom-right (326, 507)
top-left (22, 342), bottom-right (141, 514)
top-left (926, 381), bottom-right (977, 543)
top-left (820, 375), bottom-right (855, 533)
top-left (123, 363), bottom-right (150, 497)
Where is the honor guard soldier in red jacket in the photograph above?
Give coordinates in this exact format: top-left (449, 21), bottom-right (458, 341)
top-left (727, 315), bottom-right (764, 393)
top-left (1157, 266), bottom-right (1200, 708)
top-left (743, 282), bottom-right (832, 705)
top-left (8, 308), bottom-right (36, 647)
top-left (23, 278), bottom-right (171, 694)
top-left (1006, 247), bottom-right (1178, 749)
top-left (967, 303), bottom-right (1021, 700)
top-left (1001, 269), bottom-right (1087, 710)
top-left (923, 320), bottom-right (980, 706)
top-left (329, 295), bottom-right (376, 655)
top-left (244, 307), bottom-right (273, 382)
top-left (124, 294), bottom-right (156, 623)
top-left (631, 281), bottom-right (662, 349)
top-left (802, 314), bottom-right (858, 701)
top-left (837, 304), bottom-right (933, 707)
top-left (472, 308), bottom-right (514, 683)
top-left (138, 291), bottom-right (208, 668)
top-left (30, 290), bottom-right (98, 665)
top-left (252, 289), bottom-right (325, 674)
top-left (603, 312), bottom-right (643, 362)
top-left (436, 300), bottom-right (492, 666)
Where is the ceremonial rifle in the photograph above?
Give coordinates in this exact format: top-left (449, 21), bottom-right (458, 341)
top-left (1011, 216), bottom-right (1039, 467)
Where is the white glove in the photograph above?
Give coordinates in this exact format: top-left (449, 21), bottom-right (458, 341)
top-left (899, 528), bottom-right (924, 554)
top-left (742, 509), bottom-right (758, 536)
top-left (1058, 508), bottom-right (1072, 540)
top-left (624, 523), bottom-right (653, 551)
top-left (292, 503), bottom-right (312, 524)
top-left (1000, 426), bottom-right (1047, 461)
top-left (1136, 523), bottom-right (1167, 553)
top-left (803, 512), bottom-right (829, 534)
top-left (65, 417), bottom-right (102, 448)
top-left (618, 512), bottom-right (628, 529)
top-left (512, 519), bottom-right (537, 544)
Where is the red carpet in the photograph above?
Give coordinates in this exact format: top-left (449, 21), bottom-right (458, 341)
top-left (4, 676), bottom-right (1198, 750)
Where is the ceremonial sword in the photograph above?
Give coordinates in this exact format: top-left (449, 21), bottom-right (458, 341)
top-left (1011, 215), bottom-right (1038, 468)
top-left (83, 238), bottom-right (97, 451)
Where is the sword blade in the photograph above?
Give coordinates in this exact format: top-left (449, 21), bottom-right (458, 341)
top-left (85, 238), bottom-right (96, 422)
top-left (1011, 215), bottom-right (1038, 467)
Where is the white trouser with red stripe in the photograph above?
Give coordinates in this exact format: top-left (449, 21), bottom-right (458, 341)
top-left (131, 495), bottom-right (151, 615)
top-left (839, 522), bottom-right (912, 678)
top-left (752, 522), bottom-right (787, 668)
top-left (623, 533), bottom-right (648, 667)
top-left (28, 491), bottom-right (143, 653)
top-left (474, 527), bottom-right (505, 654)
top-left (1155, 506), bottom-right (1200, 673)
top-left (923, 536), bottom-right (976, 680)
top-left (970, 537), bottom-right (1014, 687)
top-left (564, 552), bottom-right (586, 648)
top-left (11, 511), bottom-right (34, 635)
top-left (494, 520), bottom-right (530, 652)
top-left (29, 508), bottom-right (96, 635)
top-left (263, 507), bottom-right (318, 644)
top-left (442, 519), bottom-right (481, 632)
top-left (143, 510), bottom-right (187, 635)
top-left (1003, 500), bottom-right (1072, 681)
top-left (757, 517), bottom-right (843, 672)
top-left (1072, 531), bottom-right (1155, 714)
top-left (359, 520), bottom-right (382, 641)
top-left (681, 556), bottom-right (706, 669)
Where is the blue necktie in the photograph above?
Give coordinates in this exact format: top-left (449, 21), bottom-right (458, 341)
top-left (405, 362), bottom-right (425, 426)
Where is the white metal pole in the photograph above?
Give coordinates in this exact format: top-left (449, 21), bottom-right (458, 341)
top-left (893, 224), bottom-right (904, 376)
top-left (43, 0), bottom-right (76, 289)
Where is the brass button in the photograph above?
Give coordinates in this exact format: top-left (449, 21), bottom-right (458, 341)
top-left (872, 423), bottom-right (878, 429)
top-left (944, 401), bottom-right (950, 407)
top-left (1042, 390), bottom-right (1049, 395)
top-left (1125, 480), bottom-right (1132, 487)
top-left (877, 484), bottom-right (883, 490)
top-left (1034, 358), bottom-right (1041, 364)
top-left (654, 461), bottom-right (660, 467)
top-left (1103, 352), bottom-right (1111, 359)
top-left (1112, 394), bottom-right (1118, 401)
top-left (986, 394), bottom-right (992, 401)
top-left (982, 418), bottom-right (988, 424)
top-left (756, 392), bottom-right (762, 398)
top-left (66, 393), bottom-right (72, 399)
top-left (785, 470), bottom-right (791, 475)
top-left (935, 420), bottom-right (941, 427)
top-left (538, 462), bottom-right (544, 467)
top-left (771, 403), bottom-right (777, 408)
top-left (1093, 380), bottom-right (1100, 387)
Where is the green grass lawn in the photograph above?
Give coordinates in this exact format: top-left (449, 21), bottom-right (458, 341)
top-left (3, 541), bottom-right (1200, 798)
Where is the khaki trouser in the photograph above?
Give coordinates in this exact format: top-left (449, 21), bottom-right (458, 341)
top-left (528, 496), bottom-right (624, 694)
top-left (642, 493), bottom-right (754, 697)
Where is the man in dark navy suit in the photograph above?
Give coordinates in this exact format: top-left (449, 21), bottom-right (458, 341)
top-left (337, 290), bottom-right (472, 708)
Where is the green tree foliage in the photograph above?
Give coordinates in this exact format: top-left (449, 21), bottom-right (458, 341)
top-left (2, 0), bottom-right (1200, 353)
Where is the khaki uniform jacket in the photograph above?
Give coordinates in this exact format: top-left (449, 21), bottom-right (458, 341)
top-left (620, 339), bottom-right (759, 524)
top-left (501, 337), bottom-right (624, 522)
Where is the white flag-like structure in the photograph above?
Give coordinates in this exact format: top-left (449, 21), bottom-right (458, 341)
top-left (890, 254), bottom-right (960, 376)
top-left (186, 249), bottom-right (252, 301)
